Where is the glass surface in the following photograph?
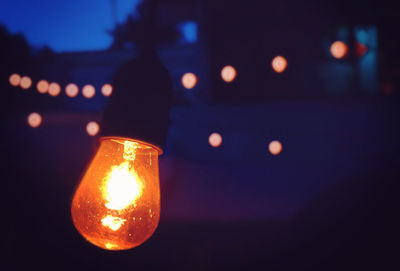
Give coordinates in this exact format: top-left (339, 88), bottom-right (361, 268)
top-left (71, 137), bottom-right (160, 250)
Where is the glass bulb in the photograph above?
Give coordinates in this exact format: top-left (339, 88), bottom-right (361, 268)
top-left (71, 137), bottom-right (161, 250)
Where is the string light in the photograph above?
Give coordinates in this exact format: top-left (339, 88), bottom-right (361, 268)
top-left (101, 84), bottom-right (113, 97)
top-left (181, 73), bottom-right (198, 89)
top-left (20, 76), bottom-right (32, 89)
top-left (65, 83), bottom-right (79, 98)
top-left (268, 140), bottom-right (282, 156)
top-left (27, 112), bottom-right (42, 128)
top-left (209, 132), bottom-right (222, 147)
top-left (221, 65), bottom-right (237, 83)
top-left (9, 73), bottom-right (21, 87)
top-left (330, 41), bottom-right (348, 59)
top-left (36, 80), bottom-right (49, 94)
top-left (82, 85), bottom-right (96, 98)
top-left (48, 82), bottom-right (61, 96)
top-left (86, 121), bottom-right (100, 136)
top-left (271, 56), bottom-right (288, 73)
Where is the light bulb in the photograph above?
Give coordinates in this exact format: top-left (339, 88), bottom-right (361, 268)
top-left (71, 137), bottom-right (161, 250)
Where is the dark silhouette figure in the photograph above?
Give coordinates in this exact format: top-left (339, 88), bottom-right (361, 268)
top-left (101, 0), bottom-right (173, 149)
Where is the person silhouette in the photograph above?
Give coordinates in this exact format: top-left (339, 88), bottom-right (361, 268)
top-left (101, 0), bottom-right (173, 149)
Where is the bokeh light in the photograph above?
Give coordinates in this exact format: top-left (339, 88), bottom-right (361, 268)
top-left (48, 82), bottom-right (61, 96)
top-left (86, 121), bottom-right (100, 136)
top-left (20, 76), bottom-right (32, 89)
top-left (101, 84), bottom-right (113, 97)
top-left (65, 83), bottom-right (79, 98)
top-left (27, 112), bottom-right (42, 128)
top-left (181, 73), bottom-right (198, 89)
top-left (268, 140), bottom-right (282, 156)
top-left (209, 132), bottom-right (222, 148)
top-left (330, 41), bottom-right (348, 59)
top-left (36, 80), bottom-right (49, 94)
top-left (82, 85), bottom-right (96, 98)
top-left (221, 65), bottom-right (237, 83)
top-left (271, 56), bottom-right (288, 73)
top-left (9, 73), bottom-right (21, 87)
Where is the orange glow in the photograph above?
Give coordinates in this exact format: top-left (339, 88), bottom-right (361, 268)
top-left (181, 73), bottom-right (198, 89)
top-left (82, 85), bottom-right (96, 98)
top-left (209, 132), bottom-right (222, 147)
top-left (71, 138), bottom-right (161, 250)
top-left (48, 82), bottom-right (61, 96)
top-left (9, 73), bottom-right (21, 87)
top-left (271, 56), bottom-right (288, 73)
top-left (27, 112), bottom-right (42, 128)
top-left (20, 76), bottom-right (32, 89)
top-left (221, 65), bottom-right (237, 82)
top-left (65, 83), bottom-right (79, 98)
top-left (269, 140), bottom-right (282, 156)
top-left (86, 121), bottom-right (100, 136)
top-left (330, 41), bottom-right (348, 59)
top-left (101, 84), bottom-right (113, 96)
top-left (101, 215), bottom-right (126, 231)
top-left (36, 80), bottom-right (49, 94)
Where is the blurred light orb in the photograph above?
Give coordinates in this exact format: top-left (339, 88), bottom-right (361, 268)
top-left (86, 121), bottom-right (100, 136)
top-left (209, 132), bottom-right (222, 148)
top-left (20, 76), bottom-right (32, 89)
top-left (9, 73), bottom-right (21, 87)
top-left (27, 112), bottom-right (42, 128)
top-left (269, 140), bottom-right (282, 156)
top-left (82, 85), bottom-right (96, 98)
top-left (181, 73), bottom-right (198, 89)
top-left (101, 84), bottom-right (113, 96)
top-left (37, 80), bottom-right (49, 94)
top-left (65, 83), bottom-right (79, 98)
top-left (221, 65), bottom-right (237, 83)
top-left (48, 82), bottom-right (61, 96)
top-left (330, 41), bottom-right (348, 59)
top-left (271, 56), bottom-right (288, 73)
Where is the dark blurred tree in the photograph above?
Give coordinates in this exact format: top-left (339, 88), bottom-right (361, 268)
top-left (0, 25), bottom-right (55, 117)
top-left (108, 0), bottom-right (180, 50)
top-left (0, 26), bottom-right (31, 117)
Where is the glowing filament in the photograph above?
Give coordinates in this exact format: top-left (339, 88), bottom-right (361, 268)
top-left (123, 141), bottom-right (138, 161)
top-left (103, 161), bottom-right (143, 211)
top-left (71, 137), bottom-right (161, 251)
top-left (101, 215), bottom-right (127, 231)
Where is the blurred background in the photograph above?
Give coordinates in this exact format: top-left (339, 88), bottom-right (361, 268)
top-left (1, 0), bottom-right (399, 270)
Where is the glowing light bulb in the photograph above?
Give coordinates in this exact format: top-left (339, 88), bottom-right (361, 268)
top-left (181, 73), bottom-right (198, 89)
top-left (101, 84), bottom-right (113, 97)
top-left (269, 140), bottom-right (282, 156)
top-left (221, 65), bottom-right (237, 82)
top-left (71, 137), bottom-right (161, 250)
top-left (82, 84), bottom-right (95, 98)
top-left (65, 83), bottom-right (79, 98)
top-left (209, 132), bottom-right (222, 147)
top-left (86, 121), bottom-right (100, 136)
top-left (48, 82), bottom-right (61, 96)
top-left (271, 56), bottom-right (288, 73)
top-left (27, 112), bottom-right (42, 128)
top-left (330, 41), bottom-right (348, 59)
top-left (20, 76), bottom-right (32, 89)
top-left (37, 80), bottom-right (49, 94)
top-left (9, 73), bottom-right (21, 86)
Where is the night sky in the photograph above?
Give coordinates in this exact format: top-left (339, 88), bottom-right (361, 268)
top-left (0, 0), bottom-right (141, 52)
